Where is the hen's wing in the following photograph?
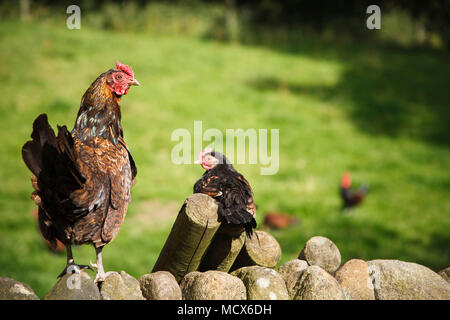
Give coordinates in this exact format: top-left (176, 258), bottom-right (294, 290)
top-left (100, 142), bottom-right (133, 244)
top-left (340, 187), bottom-right (366, 208)
top-left (194, 173), bottom-right (223, 198)
top-left (119, 136), bottom-right (137, 184)
top-left (236, 174), bottom-right (256, 217)
top-left (221, 174), bottom-right (257, 234)
top-left (195, 172), bottom-right (256, 235)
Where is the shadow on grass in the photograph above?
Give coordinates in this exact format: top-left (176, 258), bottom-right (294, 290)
top-left (277, 212), bottom-right (450, 271)
top-left (247, 44), bottom-right (450, 147)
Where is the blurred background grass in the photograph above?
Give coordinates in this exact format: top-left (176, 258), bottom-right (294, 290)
top-left (0, 0), bottom-right (449, 298)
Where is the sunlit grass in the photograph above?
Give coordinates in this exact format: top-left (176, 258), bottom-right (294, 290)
top-left (0, 20), bottom-right (449, 298)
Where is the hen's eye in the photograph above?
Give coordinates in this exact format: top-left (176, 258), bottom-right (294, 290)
top-left (116, 74), bottom-right (122, 80)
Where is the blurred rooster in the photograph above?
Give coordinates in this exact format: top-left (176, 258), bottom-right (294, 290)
top-left (194, 148), bottom-right (257, 237)
top-left (22, 62), bottom-right (139, 283)
top-left (340, 172), bottom-right (369, 210)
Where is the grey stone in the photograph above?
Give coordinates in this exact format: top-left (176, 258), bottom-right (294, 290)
top-left (438, 267), bottom-right (450, 283)
top-left (0, 277), bottom-right (39, 300)
top-left (139, 271), bottom-right (182, 300)
top-left (335, 259), bottom-right (375, 300)
top-left (231, 266), bottom-right (289, 300)
top-left (291, 265), bottom-right (345, 300)
top-left (367, 260), bottom-right (450, 300)
top-left (100, 271), bottom-right (145, 300)
top-left (277, 259), bottom-right (308, 299)
top-left (180, 271), bottom-right (246, 300)
top-left (299, 236), bottom-right (341, 274)
top-left (44, 271), bottom-right (100, 300)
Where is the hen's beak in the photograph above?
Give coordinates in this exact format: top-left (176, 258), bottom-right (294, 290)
top-left (128, 78), bottom-right (140, 86)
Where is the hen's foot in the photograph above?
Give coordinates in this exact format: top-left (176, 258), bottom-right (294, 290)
top-left (94, 271), bottom-right (115, 284)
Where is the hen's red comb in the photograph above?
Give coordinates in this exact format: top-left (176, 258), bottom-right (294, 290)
top-left (116, 61), bottom-right (134, 78)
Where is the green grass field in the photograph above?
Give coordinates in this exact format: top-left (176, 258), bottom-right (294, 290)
top-left (0, 19), bottom-right (449, 298)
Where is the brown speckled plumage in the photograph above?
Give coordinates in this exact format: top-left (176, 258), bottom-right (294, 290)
top-left (22, 69), bottom-right (137, 251)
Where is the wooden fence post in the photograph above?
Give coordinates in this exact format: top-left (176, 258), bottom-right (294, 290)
top-left (152, 193), bottom-right (221, 282)
top-left (198, 230), bottom-right (246, 272)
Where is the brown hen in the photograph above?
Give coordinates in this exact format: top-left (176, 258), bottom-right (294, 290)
top-left (262, 212), bottom-right (299, 230)
top-left (22, 62), bottom-right (139, 283)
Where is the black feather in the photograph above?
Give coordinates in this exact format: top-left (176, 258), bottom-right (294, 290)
top-left (22, 114), bottom-right (87, 223)
top-left (22, 114), bottom-right (57, 176)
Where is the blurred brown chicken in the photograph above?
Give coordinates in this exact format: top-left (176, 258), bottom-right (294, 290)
top-left (262, 212), bottom-right (299, 230)
top-left (22, 62), bottom-right (139, 283)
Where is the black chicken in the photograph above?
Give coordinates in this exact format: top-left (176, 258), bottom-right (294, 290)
top-left (22, 62), bottom-right (139, 283)
top-left (193, 148), bottom-right (257, 237)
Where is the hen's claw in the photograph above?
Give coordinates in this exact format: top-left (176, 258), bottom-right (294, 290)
top-left (57, 263), bottom-right (93, 278)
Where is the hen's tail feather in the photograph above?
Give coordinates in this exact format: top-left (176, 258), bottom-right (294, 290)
top-left (22, 114), bottom-right (87, 222)
top-left (244, 218), bottom-right (257, 238)
top-left (220, 206), bottom-right (257, 238)
top-left (37, 207), bottom-right (58, 248)
top-left (360, 184), bottom-right (370, 195)
top-left (55, 125), bottom-right (85, 188)
top-left (22, 114), bottom-right (57, 177)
